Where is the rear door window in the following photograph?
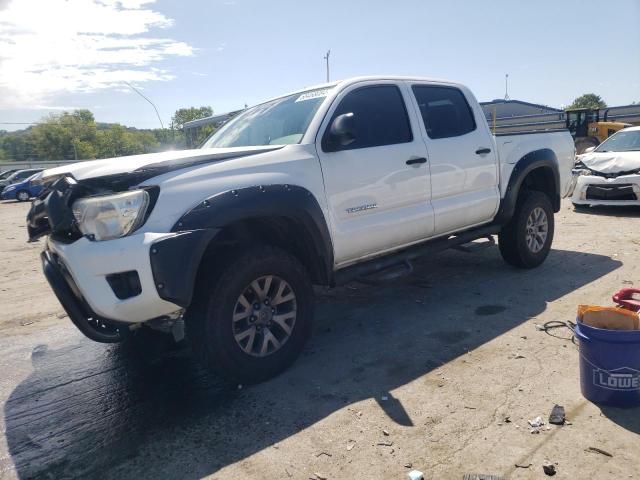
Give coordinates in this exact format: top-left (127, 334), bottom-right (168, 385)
top-left (323, 85), bottom-right (412, 151)
top-left (16, 170), bottom-right (34, 179)
top-left (412, 86), bottom-right (476, 139)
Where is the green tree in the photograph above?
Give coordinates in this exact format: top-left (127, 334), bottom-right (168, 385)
top-left (25, 109), bottom-right (99, 160)
top-left (0, 107), bottom-right (202, 162)
top-left (170, 106), bottom-right (215, 148)
top-left (170, 106), bottom-right (213, 129)
top-left (96, 125), bottom-right (159, 158)
top-left (567, 93), bottom-right (607, 110)
top-left (0, 132), bottom-right (30, 161)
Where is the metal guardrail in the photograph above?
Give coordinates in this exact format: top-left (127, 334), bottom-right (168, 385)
top-left (0, 160), bottom-right (87, 170)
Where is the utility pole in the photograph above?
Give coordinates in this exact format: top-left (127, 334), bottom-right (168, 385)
top-left (323, 50), bottom-right (331, 83)
top-left (504, 73), bottom-right (510, 101)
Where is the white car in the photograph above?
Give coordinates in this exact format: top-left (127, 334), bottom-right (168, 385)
top-left (570, 126), bottom-right (640, 207)
top-left (27, 76), bottom-right (574, 383)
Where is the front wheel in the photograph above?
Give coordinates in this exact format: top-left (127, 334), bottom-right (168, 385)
top-left (186, 245), bottom-right (313, 384)
top-left (16, 190), bottom-right (30, 202)
top-left (499, 191), bottom-right (555, 268)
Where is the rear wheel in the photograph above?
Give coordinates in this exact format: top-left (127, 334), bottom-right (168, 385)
top-left (16, 190), bottom-right (30, 202)
top-left (186, 245), bottom-right (313, 384)
top-left (499, 191), bottom-right (554, 268)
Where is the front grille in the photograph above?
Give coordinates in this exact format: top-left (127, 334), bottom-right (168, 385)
top-left (585, 184), bottom-right (637, 201)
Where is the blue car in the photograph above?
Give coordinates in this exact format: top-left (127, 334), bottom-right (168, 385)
top-left (1, 172), bottom-right (44, 202)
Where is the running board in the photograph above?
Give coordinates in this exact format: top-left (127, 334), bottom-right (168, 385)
top-left (333, 225), bottom-right (501, 286)
top-left (356, 260), bottom-right (414, 285)
top-left (451, 235), bottom-right (496, 253)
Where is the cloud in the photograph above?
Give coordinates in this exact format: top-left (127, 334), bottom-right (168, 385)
top-left (0, 0), bottom-right (194, 108)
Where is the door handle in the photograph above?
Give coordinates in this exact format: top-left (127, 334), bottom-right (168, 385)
top-left (406, 157), bottom-right (427, 165)
top-left (475, 148), bottom-right (491, 155)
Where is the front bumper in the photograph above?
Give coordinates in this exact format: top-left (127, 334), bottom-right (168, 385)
top-left (570, 173), bottom-right (640, 206)
top-left (45, 231), bottom-right (210, 324)
top-left (1, 189), bottom-right (16, 200)
top-left (41, 250), bottom-right (131, 342)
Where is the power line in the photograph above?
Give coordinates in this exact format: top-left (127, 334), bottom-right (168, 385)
top-left (0, 121), bottom-right (166, 127)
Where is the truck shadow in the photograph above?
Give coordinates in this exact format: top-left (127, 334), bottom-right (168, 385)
top-left (3, 247), bottom-right (621, 479)
top-left (573, 205), bottom-right (640, 217)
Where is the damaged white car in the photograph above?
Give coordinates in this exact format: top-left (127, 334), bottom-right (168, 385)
top-left (571, 126), bottom-right (640, 208)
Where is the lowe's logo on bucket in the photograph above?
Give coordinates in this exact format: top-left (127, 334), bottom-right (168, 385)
top-left (593, 367), bottom-right (640, 391)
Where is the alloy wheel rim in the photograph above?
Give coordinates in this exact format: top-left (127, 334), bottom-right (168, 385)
top-left (525, 206), bottom-right (548, 253)
top-left (18, 191), bottom-right (29, 201)
top-left (232, 275), bottom-right (297, 357)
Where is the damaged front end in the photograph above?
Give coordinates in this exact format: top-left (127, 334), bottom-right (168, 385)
top-left (27, 175), bottom-right (81, 242)
top-left (26, 174), bottom-right (160, 343)
top-left (571, 159), bottom-right (640, 205)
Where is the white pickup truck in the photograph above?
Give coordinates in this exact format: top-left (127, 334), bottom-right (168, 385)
top-left (27, 76), bottom-right (574, 383)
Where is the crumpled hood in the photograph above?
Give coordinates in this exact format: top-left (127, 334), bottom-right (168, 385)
top-left (41, 145), bottom-right (282, 183)
top-left (580, 151), bottom-right (640, 174)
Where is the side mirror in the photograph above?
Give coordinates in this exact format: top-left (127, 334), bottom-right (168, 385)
top-left (584, 146), bottom-right (596, 154)
top-left (327, 113), bottom-right (356, 149)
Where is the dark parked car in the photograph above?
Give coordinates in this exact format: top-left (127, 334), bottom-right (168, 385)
top-left (0, 169), bottom-right (19, 181)
top-left (0, 169), bottom-right (43, 189)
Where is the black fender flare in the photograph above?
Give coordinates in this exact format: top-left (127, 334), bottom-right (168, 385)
top-left (150, 185), bottom-right (335, 307)
top-left (493, 148), bottom-right (560, 225)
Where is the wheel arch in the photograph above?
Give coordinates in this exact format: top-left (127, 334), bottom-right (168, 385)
top-left (494, 149), bottom-right (560, 225)
top-left (174, 184), bottom-right (334, 286)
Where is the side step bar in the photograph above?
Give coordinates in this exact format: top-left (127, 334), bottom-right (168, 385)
top-left (333, 225), bottom-right (501, 286)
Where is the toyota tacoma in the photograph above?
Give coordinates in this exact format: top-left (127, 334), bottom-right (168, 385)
top-left (27, 76), bottom-right (575, 383)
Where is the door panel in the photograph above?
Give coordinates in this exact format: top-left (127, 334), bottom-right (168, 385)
top-left (316, 82), bottom-right (434, 266)
top-left (409, 83), bottom-right (499, 235)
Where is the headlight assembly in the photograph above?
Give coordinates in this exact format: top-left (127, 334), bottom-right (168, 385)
top-left (72, 190), bottom-right (150, 241)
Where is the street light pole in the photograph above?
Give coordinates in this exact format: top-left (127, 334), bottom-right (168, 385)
top-left (323, 50), bottom-right (331, 83)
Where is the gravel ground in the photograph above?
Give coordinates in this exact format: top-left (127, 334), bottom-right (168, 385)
top-left (0, 199), bottom-right (639, 480)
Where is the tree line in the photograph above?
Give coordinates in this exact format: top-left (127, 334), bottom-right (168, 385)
top-left (0, 106), bottom-right (216, 162)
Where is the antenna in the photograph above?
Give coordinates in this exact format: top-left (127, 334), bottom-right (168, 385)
top-left (323, 50), bottom-right (331, 83)
top-left (124, 81), bottom-right (165, 129)
top-left (504, 73), bottom-right (510, 101)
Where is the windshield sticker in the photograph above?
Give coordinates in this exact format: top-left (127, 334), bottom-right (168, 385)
top-left (295, 88), bottom-right (331, 103)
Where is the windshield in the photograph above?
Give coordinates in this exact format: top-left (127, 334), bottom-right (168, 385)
top-left (595, 130), bottom-right (640, 152)
top-left (202, 87), bottom-right (333, 148)
top-left (8, 169), bottom-right (41, 182)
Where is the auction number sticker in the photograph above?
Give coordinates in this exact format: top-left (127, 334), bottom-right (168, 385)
top-left (295, 88), bottom-right (331, 102)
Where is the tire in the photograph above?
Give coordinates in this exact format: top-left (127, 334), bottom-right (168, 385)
top-left (499, 191), bottom-right (555, 269)
top-left (16, 190), bottom-right (30, 202)
top-left (186, 245), bottom-right (313, 384)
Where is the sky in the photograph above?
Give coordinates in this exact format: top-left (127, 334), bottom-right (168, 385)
top-left (0, 0), bottom-right (639, 131)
